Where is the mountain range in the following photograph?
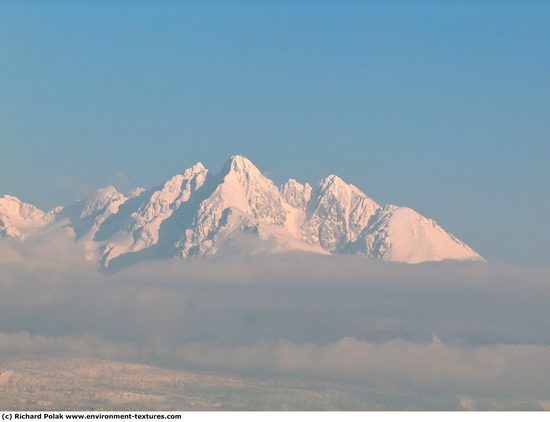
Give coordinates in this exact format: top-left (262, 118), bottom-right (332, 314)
top-left (0, 155), bottom-right (484, 270)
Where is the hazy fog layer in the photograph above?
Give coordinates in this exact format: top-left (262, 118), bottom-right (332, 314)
top-left (1, 232), bottom-right (549, 409)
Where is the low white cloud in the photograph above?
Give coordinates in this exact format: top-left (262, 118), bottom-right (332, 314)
top-left (178, 338), bottom-right (550, 396)
top-left (0, 226), bottom-right (88, 269)
top-left (0, 250), bottom-right (549, 407)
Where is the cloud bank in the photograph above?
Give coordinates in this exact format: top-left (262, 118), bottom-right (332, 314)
top-left (1, 233), bottom-right (550, 408)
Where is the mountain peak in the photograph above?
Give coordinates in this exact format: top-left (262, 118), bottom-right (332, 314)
top-left (182, 162), bottom-right (207, 178)
top-left (216, 154), bottom-right (286, 222)
top-left (0, 194), bottom-right (45, 218)
top-left (281, 179), bottom-right (312, 209)
top-left (322, 174), bottom-right (342, 183)
top-left (222, 155), bottom-right (262, 177)
top-left (93, 185), bottom-right (120, 199)
top-left (319, 174), bottom-right (348, 193)
top-left (0, 156), bottom-right (484, 267)
top-left (229, 154), bottom-right (251, 164)
top-left (79, 186), bottom-right (126, 220)
top-left (301, 173), bottom-right (381, 251)
top-left (0, 195), bottom-right (50, 240)
top-left (0, 194), bottom-right (21, 202)
top-left (350, 205), bottom-right (485, 263)
top-left (318, 174), bottom-right (364, 196)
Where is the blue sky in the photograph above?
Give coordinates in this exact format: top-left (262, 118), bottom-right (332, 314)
top-left (1, 1), bottom-right (549, 265)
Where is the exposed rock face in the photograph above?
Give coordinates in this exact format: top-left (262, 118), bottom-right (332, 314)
top-left (281, 179), bottom-right (312, 209)
top-left (300, 175), bottom-right (381, 252)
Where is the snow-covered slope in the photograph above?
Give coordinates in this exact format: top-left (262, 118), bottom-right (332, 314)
top-left (348, 205), bottom-right (484, 263)
top-left (281, 179), bottom-right (312, 209)
top-left (300, 175), bottom-right (381, 252)
top-left (176, 156), bottom-right (321, 258)
top-left (0, 195), bottom-right (57, 240)
top-left (53, 186), bottom-right (129, 260)
top-left (0, 155), bottom-right (484, 268)
top-left (96, 163), bottom-right (209, 266)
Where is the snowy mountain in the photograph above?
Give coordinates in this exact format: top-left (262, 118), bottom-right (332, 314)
top-left (0, 155), bottom-right (484, 268)
top-left (0, 195), bottom-right (57, 240)
top-left (346, 205), bottom-right (483, 263)
top-left (300, 175), bottom-right (381, 252)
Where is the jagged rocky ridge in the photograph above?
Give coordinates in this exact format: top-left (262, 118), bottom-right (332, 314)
top-left (0, 155), bottom-right (484, 269)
